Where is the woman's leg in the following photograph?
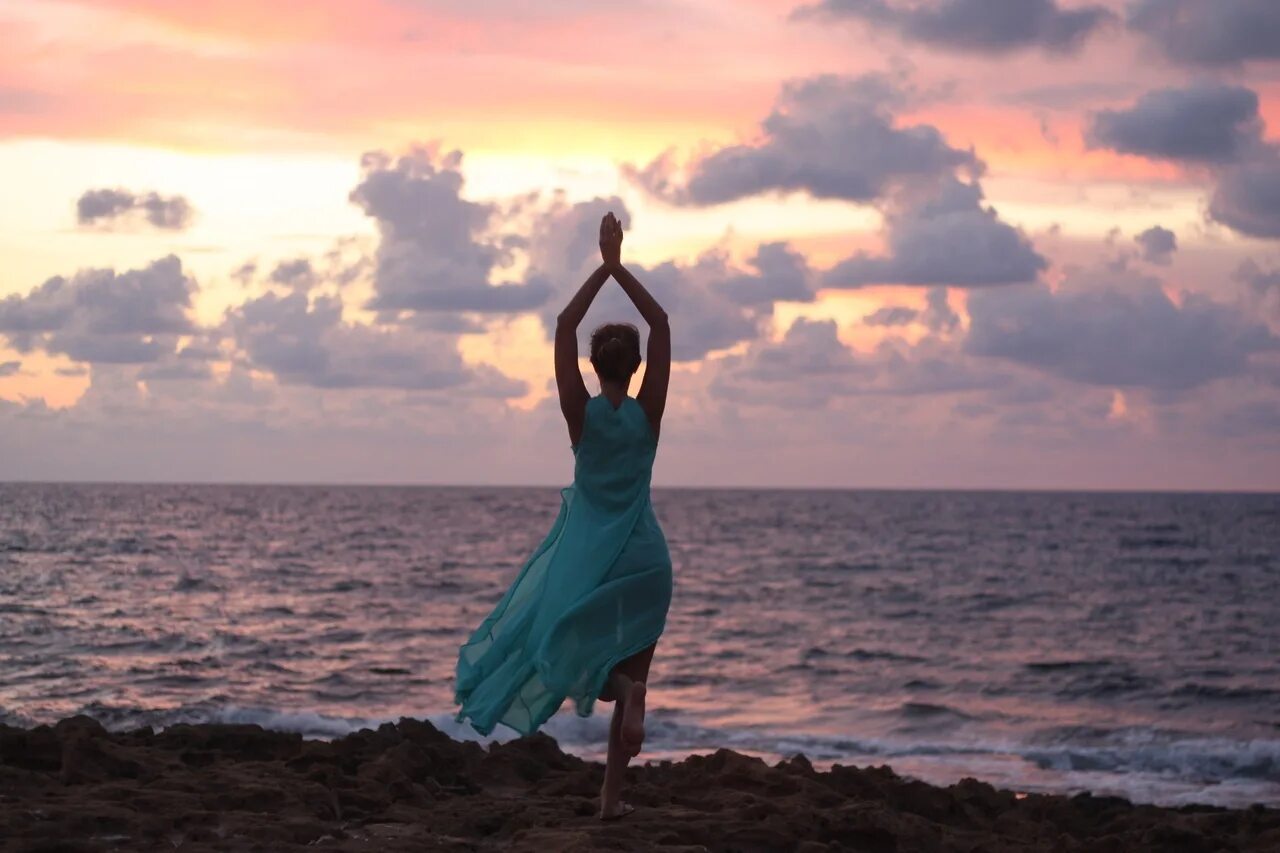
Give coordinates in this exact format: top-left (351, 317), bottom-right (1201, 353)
top-left (598, 643), bottom-right (657, 816)
top-left (599, 689), bottom-right (631, 816)
top-left (611, 643), bottom-right (655, 753)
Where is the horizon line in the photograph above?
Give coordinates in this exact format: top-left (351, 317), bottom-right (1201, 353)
top-left (1, 478), bottom-right (1276, 496)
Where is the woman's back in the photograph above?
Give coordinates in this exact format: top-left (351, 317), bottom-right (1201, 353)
top-left (573, 395), bottom-right (658, 515)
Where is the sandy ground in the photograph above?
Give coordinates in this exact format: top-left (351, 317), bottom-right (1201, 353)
top-left (0, 715), bottom-right (1277, 852)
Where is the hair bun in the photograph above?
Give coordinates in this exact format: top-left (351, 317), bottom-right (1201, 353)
top-left (588, 322), bottom-right (642, 382)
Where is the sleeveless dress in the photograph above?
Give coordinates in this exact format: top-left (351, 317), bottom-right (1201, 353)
top-left (453, 394), bottom-right (674, 737)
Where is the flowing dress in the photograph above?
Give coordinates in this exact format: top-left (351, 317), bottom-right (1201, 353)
top-left (453, 394), bottom-right (673, 737)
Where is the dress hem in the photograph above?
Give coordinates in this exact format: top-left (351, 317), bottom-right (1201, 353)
top-left (574, 626), bottom-right (666, 720)
top-left (453, 623), bottom-right (666, 739)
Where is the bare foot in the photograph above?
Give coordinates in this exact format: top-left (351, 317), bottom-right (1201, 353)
top-left (621, 682), bottom-right (646, 757)
top-left (599, 800), bottom-right (635, 821)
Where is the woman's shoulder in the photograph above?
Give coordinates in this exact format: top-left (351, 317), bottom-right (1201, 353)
top-left (624, 397), bottom-right (659, 445)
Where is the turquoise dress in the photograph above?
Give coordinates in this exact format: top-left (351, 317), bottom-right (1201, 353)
top-left (454, 394), bottom-right (674, 737)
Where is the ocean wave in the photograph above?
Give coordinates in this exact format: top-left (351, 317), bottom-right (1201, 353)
top-left (1023, 735), bottom-right (1280, 783)
top-left (844, 648), bottom-right (928, 663)
top-left (1171, 683), bottom-right (1280, 702)
top-left (173, 573), bottom-right (219, 592)
top-left (897, 702), bottom-right (974, 721)
top-left (67, 702), bottom-right (397, 740)
top-left (1023, 659), bottom-right (1113, 672)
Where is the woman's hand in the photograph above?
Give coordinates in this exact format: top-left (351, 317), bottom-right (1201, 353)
top-left (599, 211), bottom-right (622, 268)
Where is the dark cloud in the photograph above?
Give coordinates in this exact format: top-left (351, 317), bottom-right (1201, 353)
top-left (269, 258), bottom-right (319, 290)
top-left (137, 360), bottom-right (213, 382)
top-left (862, 287), bottom-right (959, 331)
top-left (0, 255), bottom-right (197, 364)
top-left (0, 361), bottom-right (19, 377)
top-left (76, 188), bottom-right (194, 230)
top-left (232, 241), bottom-right (370, 294)
top-left (965, 268), bottom-right (1277, 392)
top-left (231, 261), bottom-right (258, 287)
top-left (623, 73), bottom-right (981, 206)
top-left (922, 287), bottom-right (960, 332)
top-left (825, 179), bottom-right (1047, 287)
top-left (870, 338), bottom-right (1004, 396)
top-left (1234, 259), bottom-right (1280, 298)
top-left (1085, 84), bottom-right (1263, 164)
top-left (174, 340), bottom-right (220, 362)
top-left (1127, 0), bottom-right (1280, 67)
top-left (320, 239), bottom-right (373, 288)
top-left (1234, 259), bottom-right (1280, 319)
top-left (708, 319), bottom-right (869, 406)
top-left (863, 306), bottom-right (917, 327)
top-left (1084, 83), bottom-right (1280, 240)
top-left (622, 74), bottom-right (1039, 289)
top-left (712, 243), bottom-right (815, 306)
top-left (1209, 152), bottom-right (1280, 239)
top-left (350, 146), bottom-right (548, 313)
top-left (226, 290), bottom-right (524, 395)
top-left (135, 338), bottom-right (222, 382)
top-left (792, 0), bottom-right (1114, 55)
top-left (710, 316), bottom-right (1000, 407)
top-left (1135, 226), bottom-right (1177, 265)
top-left (40, 335), bottom-right (165, 365)
top-left (1212, 400), bottom-right (1280, 438)
top-left (727, 319), bottom-right (863, 382)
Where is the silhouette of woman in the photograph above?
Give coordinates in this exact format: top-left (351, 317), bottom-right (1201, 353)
top-left (454, 212), bottom-right (673, 820)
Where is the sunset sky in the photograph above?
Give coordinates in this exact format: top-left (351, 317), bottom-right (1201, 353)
top-left (1, 0), bottom-right (1278, 489)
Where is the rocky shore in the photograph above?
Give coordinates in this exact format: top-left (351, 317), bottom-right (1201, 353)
top-left (0, 715), bottom-right (1276, 851)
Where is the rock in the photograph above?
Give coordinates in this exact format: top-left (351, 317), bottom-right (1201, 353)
top-left (154, 723), bottom-right (302, 761)
top-left (60, 734), bottom-right (144, 785)
top-left (52, 716), bottom-right (107, 741)
top-left (0, 725), bottom-right (61, 772)
top-left (0, 716), bottom-right (1276, 852)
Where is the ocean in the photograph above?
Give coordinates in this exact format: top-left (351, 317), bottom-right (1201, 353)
top-left (1, 483), bottom-right (1277, 808)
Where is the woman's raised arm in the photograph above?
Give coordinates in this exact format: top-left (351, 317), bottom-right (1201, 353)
top-left (554, 215), bottom-right (618, 445)
top-left (610, 261), bottom-right (670, 440)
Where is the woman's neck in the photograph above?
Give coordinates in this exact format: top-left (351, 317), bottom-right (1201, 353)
top-left (599, 380), bottom-right (630, 402)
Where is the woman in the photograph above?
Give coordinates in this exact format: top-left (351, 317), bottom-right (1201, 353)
top-left (454, 211), bottom-right (673, 821)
